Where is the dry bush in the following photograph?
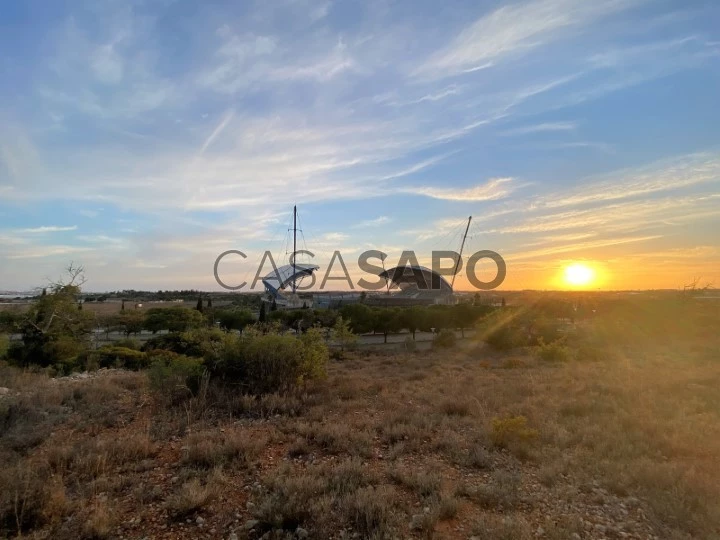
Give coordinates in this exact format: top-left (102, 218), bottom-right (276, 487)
top-left (490, 415), bottom-right (538, 457)
top-left (471, 513), bottom-right (532, 540)
top-left (286, 437), bottom-right (311, 458)
top-left (387, 466), bottom-right (442, 500)
top-left (166, 478), bottom-right (216, 518)
top-left (47, 431), bottom-right (155, 479)
top-left (439, 399), bottom-right (471, 416)
top-left (296, 422), bottom-right (373, 457)
top-left (0, 462), bottom-right (50, 536)
top-left (181, 429), bottom-right (266, 469)
top-left (321, 458), bottom-right (379, 496)
top-left (82, 500), bottom-right (113, 538)
top-left (252, 470), bottom-right (328, 532)
top-left (459, 470), bottom-right (522, 510)
top-left (342, 485), bottom-right (399, 539)
top-left (437, 495), bottom-right (459, 520)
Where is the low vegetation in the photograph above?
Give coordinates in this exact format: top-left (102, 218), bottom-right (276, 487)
top-left (1, 278), bottom-right (718, 539)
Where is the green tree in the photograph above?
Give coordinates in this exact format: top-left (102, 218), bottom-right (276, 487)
top-left (453, 303), bottom-right (482, 338)
top-left (259, 302), bottom-right (267, 323)
top-left (401, 306), bottom-right (425, 340)
top-left (115, 310), bottom-right (146, 337)
top-left (340, 303), bottom-right (375, 334)
top-left (11, 264), bottom-right (94, 368)
top-left (0, 309), bottom-right (22, 333)
top-left (144, 307), bottom-right (205, 333)
top-left (372, 308), bottom-right (402, 344)
top-left (332, 315), bottom-right (357, 354)
top-left (196, 296), bottom-right (204, 312)
top-left (216, 308), bottom-right (255, 332)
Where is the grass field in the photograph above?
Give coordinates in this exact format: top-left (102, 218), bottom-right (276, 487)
top-left (2, 321), bottom-right (719, 539)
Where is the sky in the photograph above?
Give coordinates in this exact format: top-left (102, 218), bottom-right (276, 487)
top-left (1, 0), bottom-right (719, 292)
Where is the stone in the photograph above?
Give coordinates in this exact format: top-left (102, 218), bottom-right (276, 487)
top-left (296, 526), bottom-right (309, 538)
top-left (410, 514), bottom-right (425, 530)
top-left (196, 516), bottom-right (205, 526)
top-left (243, 520), bottom-right (259, 531)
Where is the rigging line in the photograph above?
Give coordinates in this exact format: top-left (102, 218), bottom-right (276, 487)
top-left (428, 217), bottom-right (467, 249)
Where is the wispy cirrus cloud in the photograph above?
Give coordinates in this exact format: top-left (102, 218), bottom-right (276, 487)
top-left (501, 121), bottom-right (577, 136)
top-left (17, 226), bottom-right (77, 234)
top-left (414, 0), bottom-right (644, 79)
top-left (407, 177), bottom-right (517, 202)
top-left (352, 216), bottom-right (391, 229)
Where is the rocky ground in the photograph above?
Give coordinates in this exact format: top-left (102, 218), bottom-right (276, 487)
top-left (2, 345), bottom-right (719, 539)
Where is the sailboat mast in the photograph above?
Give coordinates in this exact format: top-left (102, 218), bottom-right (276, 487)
top-left (292, 205), bottom-right (297, 294)
top-left (451, 216), bottom-right (472, 290)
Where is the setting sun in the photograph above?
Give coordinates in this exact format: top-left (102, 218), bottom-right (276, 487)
top-left (564, 263), bottom-right (595, 287)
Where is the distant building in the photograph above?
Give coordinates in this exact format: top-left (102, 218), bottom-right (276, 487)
top-left (368, 265), bottom-right (456, 306)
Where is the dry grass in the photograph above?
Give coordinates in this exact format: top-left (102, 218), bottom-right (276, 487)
top-left (1, 299), bottom-right (719, 539)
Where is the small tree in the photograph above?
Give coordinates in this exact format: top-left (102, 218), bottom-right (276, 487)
top-left (116, 310), bottom-right (146, 338)
top-left (401, 307), bottom-right (424, 340)
top-left (372, 308), bottom-right (402, 344)
top-left (270, 298), bottom-right (278, 312)
top-left (259, 302), bottom-right (267, 323)
top-left (216, 308), bottom-right (255, 333)
top-left (206, 298), bottom-right (212, 308)
top-left (333, 315), bottom-right (357, 355)
top-left (196, 296), bottom-right (204, 312)
top-left (12, 263), bottom-right (94, 369)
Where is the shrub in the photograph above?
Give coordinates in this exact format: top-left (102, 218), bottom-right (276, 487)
top-left (142, 328), bottom-right (226, 358)
top-left (343, 485), bottom-right (398, 538)
top-left (212, 329), bottom-right (328, 395)
top-left (111, 337), bottom-right (141, 350)
top-left (166, 478), bottom-right (216, 518)
top-left (0, 463), bottom-right (50, 536)
top-left (536, 339), bottom-right (572, 362)
top-left (0, 334), bottom-right (8, 359)
top-left (433, 329), bottom-right (457, 349)
top-left (147, 353), bottom-right (205, 403)
top-left (491, 415), bottom-right (539, 454)
top-left (89, 346), bottom-right (149, 370)
top-left (484, 325), bottom-right (527, 350)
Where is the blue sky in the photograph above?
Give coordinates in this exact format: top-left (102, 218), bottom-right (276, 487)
top-left (1, 0), bottom-right (719, 291)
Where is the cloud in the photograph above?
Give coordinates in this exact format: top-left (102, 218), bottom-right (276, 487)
top-left (17, 226), bottom-right (77, 233)
top-left (542, 154), bottom-right (720, 208)
top-left (415, 0), bottom-right (643, 79)
top-left (199, 109), bottom-right (235, 154)
top-left (501, 121), bottom-right (576, 136)
top-left (352, 216), bottom-right (391, 228)
top-left (408, 178), bottom-right (516, 201)
top-left (505, 234), bottom-right (662, 261)
top-left (6, 245), bottom-right (94, 259)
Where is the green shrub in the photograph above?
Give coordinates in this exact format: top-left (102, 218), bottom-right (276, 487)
top-left (148, 352), bottom-right (205, 403)
top-left (490, 415), bottom-right (539, 452)
top-left (89, 346), bottom-right (149, 370)
top-left (211, 328), bottom-right (328, 395)
top-left (0, 334), bottom-right (8, 359)
top-left (141, 328), bottom-right (225, 358)
top-left (433, 329), bottom-right (457, 349)
top-left (483, 325), bottom-right (527, 350)
top-left (536, 339), bottom-right (573, 362)
top-left (111, 337), bottom-right (141, 350)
